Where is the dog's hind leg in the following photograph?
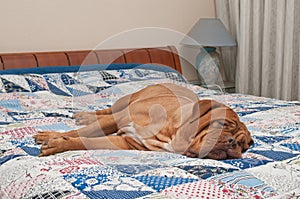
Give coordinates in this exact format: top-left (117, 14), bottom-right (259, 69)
top-left (75, 92), bottom-right (135, 125)
top-left (73, 93), bottom-right (132, 125)
top-left (76, 114), bottom-right (118, 137)
top-left (74, 108), bottom-right (113, 125)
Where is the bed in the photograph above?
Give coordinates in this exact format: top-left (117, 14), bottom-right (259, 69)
top-left (0, 46), bottom-right (299, 199)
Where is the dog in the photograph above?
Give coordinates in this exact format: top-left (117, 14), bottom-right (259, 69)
top-left (34, 83), bottom-right (253, 160)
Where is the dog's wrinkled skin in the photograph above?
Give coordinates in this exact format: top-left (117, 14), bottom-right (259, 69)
top-left (34, 83), bottom-right (253, 160)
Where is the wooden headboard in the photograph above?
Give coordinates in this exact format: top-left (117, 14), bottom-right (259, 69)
top-left (0, 46), bottom-right (182, 74)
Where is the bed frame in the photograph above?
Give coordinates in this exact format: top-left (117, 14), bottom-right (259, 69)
top-left (0, 46), bottom-right (182, 74)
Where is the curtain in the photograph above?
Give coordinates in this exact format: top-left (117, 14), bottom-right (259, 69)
top-left (215, 0), bottom-right (300, 101)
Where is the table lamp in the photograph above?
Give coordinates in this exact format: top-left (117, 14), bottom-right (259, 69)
top-left (181, 18), bottom-right (237, 86)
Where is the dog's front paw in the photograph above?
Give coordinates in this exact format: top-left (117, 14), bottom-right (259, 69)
top-left (33, 131), bottom-right (62, 144)
top-left (39, 136), bottom-right (69, 156)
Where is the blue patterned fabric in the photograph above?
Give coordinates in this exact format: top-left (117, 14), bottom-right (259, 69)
top-left (82, 190), bottom-right (153, 199)
top-left (221, 158), bottom-right (273, 169)
top-left (133, 175), bottom-right (199, 192)
top-left (207, 171), bottom-right (275, 193)
top-left (0, 66), bottom-right (184, 97)
top-left (110, 164), bottom-right (164, 176)
top-left (248, 150), bottom-right (299, 161)
top-left (0, 65), bottom-right (299, 198)
top-left (177, 165), bottom-right (239, 179)
top-left (280, 143), bottom-right (300, 151)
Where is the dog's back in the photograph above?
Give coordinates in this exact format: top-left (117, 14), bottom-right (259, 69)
top-left (113, 83), bottom-right (202, 152)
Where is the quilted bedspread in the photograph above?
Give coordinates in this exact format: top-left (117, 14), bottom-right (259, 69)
top-left (0, 66), bottom-right (299, 199)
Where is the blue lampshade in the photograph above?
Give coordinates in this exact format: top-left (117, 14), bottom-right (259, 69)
top-left (181, 18), bottom-right (237, 87)
top-left (181, 18), bottom-right (237, 47)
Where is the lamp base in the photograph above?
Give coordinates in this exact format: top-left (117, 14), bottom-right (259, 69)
top-left (196, 47), bottom-right (222, 86)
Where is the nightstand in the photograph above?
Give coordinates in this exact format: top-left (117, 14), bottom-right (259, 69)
top-left (189, 80), bottom-right (235, 93)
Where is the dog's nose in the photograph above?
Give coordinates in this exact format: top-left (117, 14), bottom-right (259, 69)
top-left (227, 137), bottom-right (237, 148)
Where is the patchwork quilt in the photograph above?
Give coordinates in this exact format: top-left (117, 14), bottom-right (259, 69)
top-left (0, 66), bottom-right (299, 199)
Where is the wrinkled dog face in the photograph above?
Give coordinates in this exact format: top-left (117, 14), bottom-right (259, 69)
top-left (180, 100), bottom-right (254, 160)
top-left (184, 122), bottom-right (254, 160)
top-left (205, 128), bottom-right (254, 160)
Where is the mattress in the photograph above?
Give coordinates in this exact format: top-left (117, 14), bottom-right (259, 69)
top-left (0, 64), bottom-right (299, 199)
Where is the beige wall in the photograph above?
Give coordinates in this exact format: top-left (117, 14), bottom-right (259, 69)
top-left (0, 0), bottom-right (215, 80)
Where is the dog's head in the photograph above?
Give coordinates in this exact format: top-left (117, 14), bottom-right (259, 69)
top-left (203, 122), bottom-right (253, 160)
top-left (181, 100), bottom-right (254, 160)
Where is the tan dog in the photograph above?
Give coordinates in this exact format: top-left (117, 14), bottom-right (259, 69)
top-left (34, 83), bottom-right (253, 160)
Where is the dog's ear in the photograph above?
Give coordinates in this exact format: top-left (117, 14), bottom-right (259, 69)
top-left (239, 123), bottom-right (254, 151)
top-left (248, 138), bottom-right (254, 146)
top-left (242, 138), bottom-right (254, 152)
top-left (239, 128), bottom-right (254, 152)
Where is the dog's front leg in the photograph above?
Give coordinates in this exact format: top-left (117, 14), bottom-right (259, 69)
top-left (33, 130), bottom-right (78, 144)
top-left (39, 135), bottom-right (131, 156)
top-left (75, 115), bottom-right (118, 137)
top-left (35, 120), bottom-right (111, 143)
top-left (39, 136), bottom-right (84, 156)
